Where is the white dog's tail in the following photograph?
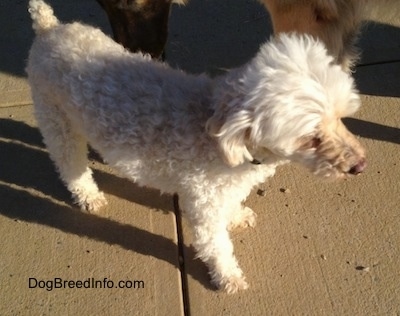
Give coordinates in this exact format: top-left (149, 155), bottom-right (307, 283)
top-left (28, 0), bottom-right (59, 34)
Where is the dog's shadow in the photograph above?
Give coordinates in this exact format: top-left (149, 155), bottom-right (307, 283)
top-left (344, 118), bottom-right (400, 145)
top-left (0, 118), bottom-right (212, 290)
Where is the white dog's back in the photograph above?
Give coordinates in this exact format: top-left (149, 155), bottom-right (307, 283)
top-left (27, 1), bottom-right (215, 170)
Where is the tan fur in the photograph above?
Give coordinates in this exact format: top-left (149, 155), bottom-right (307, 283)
top-left (260, 0), bottom-right (400, 71)
top-left (313, 118), bottom-right (366, 178)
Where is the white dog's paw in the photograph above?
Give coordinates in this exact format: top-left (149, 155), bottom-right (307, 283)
top-left (241, 206), bottom-right (257, 228)
top-left (214, 275), bottom-right (249, 294)
top-left (228, 206), bottom-right (257, 230)
top-left (74, 192), bottom-right (108, 213)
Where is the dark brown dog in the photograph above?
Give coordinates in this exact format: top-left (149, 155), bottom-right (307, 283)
top-left (96, 0), bottom-right (185, 58)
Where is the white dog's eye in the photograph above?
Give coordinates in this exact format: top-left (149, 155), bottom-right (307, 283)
top-left (299, 136), bottom-right (321, 150)
top-left (310, 137), bottom-right (322, 148)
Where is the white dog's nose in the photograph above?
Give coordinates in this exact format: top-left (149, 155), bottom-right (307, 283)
top-left (348, 158), bottom-right (367, 175)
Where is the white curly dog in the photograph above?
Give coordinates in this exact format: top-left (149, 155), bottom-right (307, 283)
top-left (27, 0), bottom-right (366, 293)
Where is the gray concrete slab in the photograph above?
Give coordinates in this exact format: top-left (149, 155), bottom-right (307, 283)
top-left (1, 0), bottom-right (399, 315)
top-left (0, 105), bottom-right (184, 315)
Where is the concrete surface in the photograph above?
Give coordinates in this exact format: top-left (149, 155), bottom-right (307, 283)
top-left (1, 0), bottom-right (399, 315)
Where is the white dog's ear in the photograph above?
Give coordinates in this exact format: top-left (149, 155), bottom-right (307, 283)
top-left (206, 105), bottom-right (254, 167)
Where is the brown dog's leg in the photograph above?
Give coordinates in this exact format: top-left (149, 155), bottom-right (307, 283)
top-left (97, 0), bottom-right (173, 58)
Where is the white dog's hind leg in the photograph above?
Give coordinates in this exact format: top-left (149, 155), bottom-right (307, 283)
top-left (228, 206), bottom-right (257, 231)
top-left (34, 100), bottom-right (107, 212)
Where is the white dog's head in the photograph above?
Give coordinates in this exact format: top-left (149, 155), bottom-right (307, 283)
top-left (207, 33), bottom-right (366, 179)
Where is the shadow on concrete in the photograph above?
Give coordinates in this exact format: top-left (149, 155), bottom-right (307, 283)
top-left (0, 118), bottom-right (175, 212)
top-left (166, 0), bottom-right (272, 75)
top-left (0, 182), bottom-right (213, 291)
top-left (0, 117), bottom-right (213, 290)
top-left (344, 118), bottom-right (400, 145)
top-left (354, 62), bottom-right (400, 97)
top-left (358, 21), bottom-right (400, 66)
top-left (355, 22), bottom-right (400, 97)
top-left (2, 1), bottom-right (400, 97)
top-left (0, 0), bottom-right (110, 77)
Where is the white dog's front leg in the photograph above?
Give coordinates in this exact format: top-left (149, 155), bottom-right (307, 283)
top-left (192, 222), bottom-right (249, 294)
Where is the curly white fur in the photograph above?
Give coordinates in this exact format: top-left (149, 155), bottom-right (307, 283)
top-left (27, 0), bottom-right (366, 293)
